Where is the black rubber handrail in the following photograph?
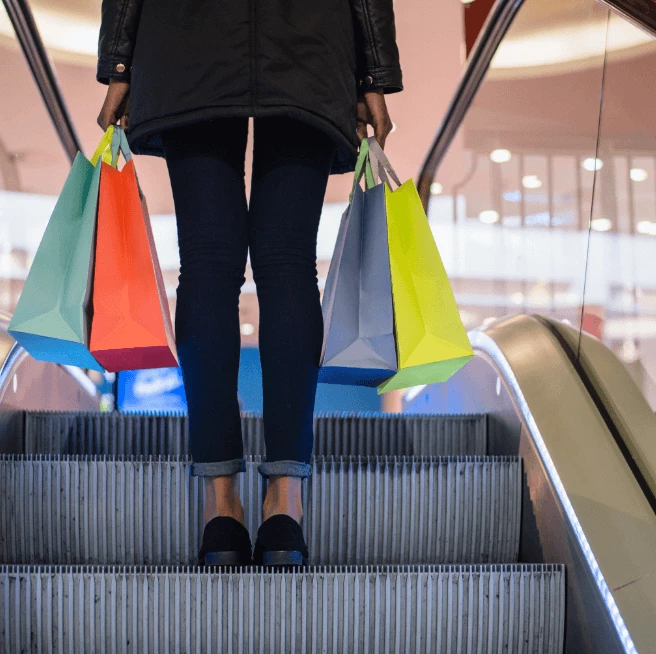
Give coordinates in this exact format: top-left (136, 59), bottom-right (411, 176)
top-left (416, 0), bottom-right (525, 211)
top-left (601, 0), bottom-right (656, 37)
top-left (2, 0), bottom-right (82, 164)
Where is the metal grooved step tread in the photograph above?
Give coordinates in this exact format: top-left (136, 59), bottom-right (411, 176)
top-left (0, 564), bottom-right (565, 654)
top-left (0, 455), bottom-right (520, 566)
top-left (24, 411), bottom-right (487, 457)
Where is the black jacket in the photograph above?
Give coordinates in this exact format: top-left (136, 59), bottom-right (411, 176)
top-left (97, 0), bottom-right (403, 175)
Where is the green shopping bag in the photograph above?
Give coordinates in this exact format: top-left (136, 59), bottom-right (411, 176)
top-left (7, 127), bottom-right (117, 371)
top-left (367, 138), bottom-right (474, 394)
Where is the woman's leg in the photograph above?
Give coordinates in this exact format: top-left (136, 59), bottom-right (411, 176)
top-left (247, 116), bottom-right (337, 523)
top-left (161, 117), bottom-right (250, 525)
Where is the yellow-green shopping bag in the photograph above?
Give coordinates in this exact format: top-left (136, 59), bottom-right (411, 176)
top-left (366, 137), bottom-right (474, 394)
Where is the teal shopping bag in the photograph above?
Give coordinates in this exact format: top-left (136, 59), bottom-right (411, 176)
top-left (7, 128), bottom-right (117, 371)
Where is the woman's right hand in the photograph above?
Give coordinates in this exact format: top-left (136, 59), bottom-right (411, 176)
top-left (97, 79), bottom-right (131, 132)
top-left (355, 88), bottom-right (393, 150)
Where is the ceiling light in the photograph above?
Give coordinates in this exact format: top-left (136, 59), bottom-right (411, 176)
top-left (240, 323), bottom-right (255, 336)
top-left (590, 218), bottom-right (612, 232)
top-left (582, 158), bottom-right (603, 172)
top-left (630, 168), bottom-right (648, 182)
top-left (430, 182), bottom-right (443, 195)
top-left (637, 220), bottom-right (656, 235)
top-left (621, 339), bottom-right (639, 363)
top-left (490, 149), bottom-right (512, 163)
top-left (522, 175), bottom-right (542, 189)
top-left (479, 210), bottom-right (500, 224)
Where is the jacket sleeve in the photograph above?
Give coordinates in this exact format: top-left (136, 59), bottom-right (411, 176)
top-left (350, 0), bottom-right (403, 100)
top-left (96, 0), bottom-right (145, 85)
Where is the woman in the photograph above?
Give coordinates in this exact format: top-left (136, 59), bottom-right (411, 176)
top-left (96, 0), bottom-right (403, 567)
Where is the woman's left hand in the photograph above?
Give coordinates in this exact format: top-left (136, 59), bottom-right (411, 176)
top-left (356, 88), bottom-right (393, 149)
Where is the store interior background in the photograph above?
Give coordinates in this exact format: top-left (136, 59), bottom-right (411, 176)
top-left (1, 0), bottom-right (655, 413)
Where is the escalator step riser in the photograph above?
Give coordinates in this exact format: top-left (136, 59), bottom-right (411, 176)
top-left (0, 565), bottom-right (565, 654)
top-left (0, 455), bottom-right (520, 566)
top-left (24, 411), bottom-right (487, 457)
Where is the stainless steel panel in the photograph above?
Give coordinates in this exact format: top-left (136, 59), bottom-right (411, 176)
top-left (0, 312), bottom-right (100, 454)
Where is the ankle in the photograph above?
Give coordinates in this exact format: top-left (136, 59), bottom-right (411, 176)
top-left (204, 476), bottom-right (245, 525)
top-left (262, 476), bottom-right (303, 523)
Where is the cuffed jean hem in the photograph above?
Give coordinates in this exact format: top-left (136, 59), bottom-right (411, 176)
top-left (258, 460), bottom-right (312, 479)
top-left (191, 459), bottom-right (247, 477)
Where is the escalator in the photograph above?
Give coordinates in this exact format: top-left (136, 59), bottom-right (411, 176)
top-left (1, 0), bottom-right (656, 652)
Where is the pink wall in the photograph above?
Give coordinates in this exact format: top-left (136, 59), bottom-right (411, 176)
top-left (0, 1), bottom-right (465, 212)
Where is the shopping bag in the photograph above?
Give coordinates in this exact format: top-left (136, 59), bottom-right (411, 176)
top-left (367, 137), bottom-right (474, 394)
top-left (89, 126), bottom-right (178, 372)
top-left (7, 129), bottom-right (117, 371)
top-left (319, 138), bottom-right (397, 386)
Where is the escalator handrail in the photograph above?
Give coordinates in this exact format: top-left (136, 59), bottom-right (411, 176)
top-left (469, 318), bottom-right (642, 654)
top-left (535, 315), bottom-right (656, 514)
top-left (600, 0), bottom-right (656, 37)
top-left (416, 0), bottom-right (525, 210)
top-left (1, 0), bottom-right (81, 163)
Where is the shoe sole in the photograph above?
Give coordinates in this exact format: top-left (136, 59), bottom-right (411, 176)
top-left (203, 551), bottom-right (252, 566)
top-left (261, 550), bottom-right (309, 567)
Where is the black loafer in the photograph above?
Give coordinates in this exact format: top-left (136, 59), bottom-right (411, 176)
top-left (252, 514), bottom-right (309, 567)
top-left (198, 516), bottom-right (253, 566)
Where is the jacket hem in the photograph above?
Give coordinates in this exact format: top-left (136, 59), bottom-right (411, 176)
top-left (125, 103), bottom-right (359, 175)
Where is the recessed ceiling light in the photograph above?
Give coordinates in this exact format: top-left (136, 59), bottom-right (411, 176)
top-left (522, 175), bottom-right (542, 189)
top-left (590, 218), bottom-right (612, 231)
top-left (582, 158), bottom-right (603, 172)
top-left (630, 168), bottom-right (648, 182)
top-left (430, 182), bottom-right (443, 195)
top-left (479, 210), bottom-right (500, 224)
top-left (490, 149), bottom-right (512, 163)
top-left (637, 220), bottom-right (656, 235)
top-left (240, 323), bottom-right (255, 336)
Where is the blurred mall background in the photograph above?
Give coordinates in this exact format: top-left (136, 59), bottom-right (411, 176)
top-left (0, 0), bottom-right (655, 412)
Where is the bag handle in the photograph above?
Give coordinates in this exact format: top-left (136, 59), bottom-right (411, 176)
top-left (89, 126), bottom-right (116, 167)
top-left (366, 136), bottom-right (402, 189)
top-left (348, 138), bottom-right (376, 203)
top-left (110, 125), bottom-right (133, 168)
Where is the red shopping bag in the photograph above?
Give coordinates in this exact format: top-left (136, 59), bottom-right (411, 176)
top-left (89, 126), bottom-right (178, 372)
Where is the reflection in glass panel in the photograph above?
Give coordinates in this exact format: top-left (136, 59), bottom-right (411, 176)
top-left (430, 0), bottom-right (609, 332)
top-left (587, 12), bottom-right (656, 409)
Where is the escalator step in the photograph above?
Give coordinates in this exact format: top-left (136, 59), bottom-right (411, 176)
top-left (0, 454), bottom-right (520, 566)
top-left (0, 564), bottom-right (565, 653)
top-left (24, 411), bottom-right (487, 456)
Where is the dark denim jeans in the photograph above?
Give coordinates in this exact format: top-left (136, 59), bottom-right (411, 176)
top-left (160, 116), bottom-right (337, 479)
